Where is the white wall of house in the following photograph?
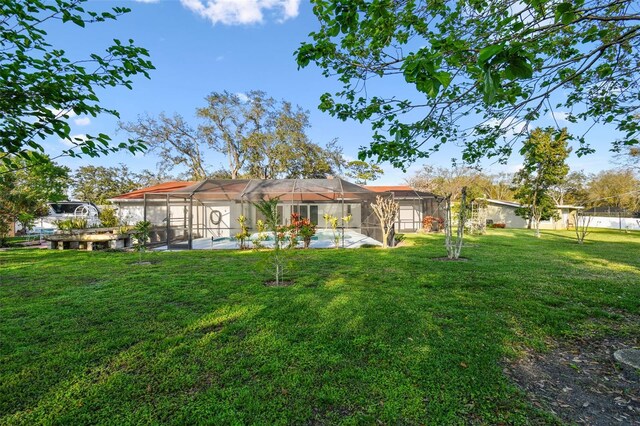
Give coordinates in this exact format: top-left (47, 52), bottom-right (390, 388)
top-left (486, 204), bottom-right (528, 228)
top-left (485, 203), bottom-right (580, 229)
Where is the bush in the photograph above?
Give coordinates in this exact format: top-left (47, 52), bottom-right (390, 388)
top-left (489, 223), bottom-right (506, 229)
top-left (99, 207), bottom-right (119, 227)
top-left (55, 218), bottom-right (88, 232)
top-left (422, 216), bottom-right (444, 232)
top-left (394, 233), bottom-right (406, 243)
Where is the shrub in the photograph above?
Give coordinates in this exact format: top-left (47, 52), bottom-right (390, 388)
top-left (55, 218), bottom-right (87, 232)
top-left (133, 221), bottom-right (152, 262)
top-left (394, 233), bottom-right (406, 243)
top-left (422, 216), bottom-right (444, 232)
top-left (291, 213), bottom-right (316, 249)
top-left (489, 223), bottom-right (506, 229)
top-left (99, 207), bottom-right (119, 227)
top-left (235, 215), bottom-right (250, 249)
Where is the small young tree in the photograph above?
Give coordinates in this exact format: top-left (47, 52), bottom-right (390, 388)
top-left (254, 197), bottom-right (287, 285)
top-left (574, 210), bottom-right (592, 244)
top-left (235, 215), bottom-right (250, 249)
top-left (323, 213), bottom-right (340, 248)
top-left (444, 187), bottom-right (468, 259)
top-left (371, 195), bottom-right (399, 249)
top-left (133, 220), bottom-right (152, 263)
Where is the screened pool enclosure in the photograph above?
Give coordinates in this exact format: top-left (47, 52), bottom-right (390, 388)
top-left (136, 179), bottom-right (386, 250)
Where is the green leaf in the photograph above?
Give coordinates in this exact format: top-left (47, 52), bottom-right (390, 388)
top-left (478, 44), bottom-right (503, 66)
top-left (506, 56), bottom-right (533, 79)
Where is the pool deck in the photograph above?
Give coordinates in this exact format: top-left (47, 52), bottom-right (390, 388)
top-left (154, 230), bottom-right (381, 251)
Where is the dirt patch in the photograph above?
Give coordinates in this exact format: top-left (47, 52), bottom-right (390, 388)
top-left (264, 280), bottom-right (294, 287)
top-left (431, 256), bottom-right (469, 262)
top-left (505, 336), bottom-right (640, 425)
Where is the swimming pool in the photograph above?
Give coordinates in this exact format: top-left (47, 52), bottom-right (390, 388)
top-left (155, 229), bottom-right (381, 250)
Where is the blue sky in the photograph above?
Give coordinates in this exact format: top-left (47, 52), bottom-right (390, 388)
top-left (44, 0), bottom-right (621, 184)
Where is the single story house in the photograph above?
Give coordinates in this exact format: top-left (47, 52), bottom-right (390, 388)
top-left (111, 178), bottom-right (389, 249)
top-left (479, 198), bottom-right (583, 229)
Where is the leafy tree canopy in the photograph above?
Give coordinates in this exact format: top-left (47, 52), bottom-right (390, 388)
top-left (121, 91), bottom-right (345, 180)
top-left (296, 0), bottom-right (640, 168)
top-left (407, 164), bottom-right (494, 201)
top-left (0, 154), bottom-right (71, 221)
top-left (587, 168), bottom-right (640, 211)
top-left (1, 0), bottom-right (154, 167)
top-left (512, 127), bottom-right (570, 232)
top-left (72, 164), bottom-right (142, 205)
top-left (344, 160), bottom-right (384, 184)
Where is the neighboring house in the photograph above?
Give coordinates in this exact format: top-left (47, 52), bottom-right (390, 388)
top-left (480, 198), bottom-right (583, 229)
top-left (365, 185), bottom-right (442, 232)
top-left (111, 178), bottom-right (387, 249)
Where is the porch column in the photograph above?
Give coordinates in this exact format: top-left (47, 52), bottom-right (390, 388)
top-left (188, 196), bottom-right (193, 250)
top-left (166, 194), bottom-right (170, 249)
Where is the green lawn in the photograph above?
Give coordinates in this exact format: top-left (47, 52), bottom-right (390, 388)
top-left (1, 229), bottom-right (638, 424)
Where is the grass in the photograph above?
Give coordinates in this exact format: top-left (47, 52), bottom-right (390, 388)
top-left (0, 236), bottom-right (39, 247)
top-left (0, 229), bottom-right (638, 424)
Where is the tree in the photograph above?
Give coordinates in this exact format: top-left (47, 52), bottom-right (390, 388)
top-left (72, 165), bottom-right (140, 204)
top-left (512, 128), bottom-right (570, 237)
top-left (587, 169), bottom-right (640, 212)
top-left (548, 171), bottom-right (590, 206)
top-left (443, 187), bottom-right (468, 260)
top-left (1, 1), bottom-right (153, 167)
top-left (0, 154), bottom-right (70, 241)
top-left (615, 145), bottom-right (640, 172)
top-left (199, 91), bottom-right (344, 179)
top-left (119, 114), bottom-right (210, 181)
top-left (198, 90), bottom-right (273, 179)
top-left (408, 165), bottom-right (493, 201)
top-left (134, 169), bottom-right (176, 188)
top-left (296, 0), bottom-right (640, 168)
top-left (486, 173), bottom-right (515, 201)
top-left (345, 160), bottom-right (384, 184)
top-left (574, 210), bottom-right (592, 244)
top-left (254, 198), bottom-right (287, 285)
top-left (284, 138), bottom-right (345, 179)
top-left (121, 91), bottom-right (344, 180)
top-left (371, 195), bottom-right (399, 248)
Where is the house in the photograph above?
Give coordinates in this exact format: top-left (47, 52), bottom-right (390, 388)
top-left (480, 198), bottom-right (583, 229)
top-left (111, 178), bottom-right (387, 249)
top-left (365, 185), bottom-right (443, 232)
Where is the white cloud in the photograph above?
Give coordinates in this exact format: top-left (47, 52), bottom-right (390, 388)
top-left (74, 117), bottom-right (91, 126)
top-left (548, 111), bottom-right (570, 122)
top-left (133, 0), bottom-right (161, 3)
top-left (235, 92), bottom-right (249, 102)
top-left (179, 0), bottom-right (300, 25)
top-left (60, 133), bottom-right (88, 148)
top-left (215, 55), bottom-right (225, 62)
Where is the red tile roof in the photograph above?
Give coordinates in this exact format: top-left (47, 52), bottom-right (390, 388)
top-left (364, 185), bottom-right (414, 192)
top-left (112, 181), bottom-right (196, 200)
